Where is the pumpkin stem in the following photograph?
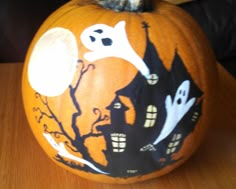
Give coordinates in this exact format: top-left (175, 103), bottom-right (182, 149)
top-left (94, 0), bottom-right (153, 12)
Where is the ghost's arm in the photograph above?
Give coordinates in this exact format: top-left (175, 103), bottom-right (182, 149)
top-left (183, 97), bottom-right (195, 116)
top-left (153, 95), bottom-right (175, 145)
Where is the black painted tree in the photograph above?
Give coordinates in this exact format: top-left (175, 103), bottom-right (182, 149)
top-left (33, 60), bottom-right (109, 174)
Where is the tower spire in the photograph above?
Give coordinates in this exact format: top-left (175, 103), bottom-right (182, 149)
top-left (142, 21), bottom-right (150, 40)
top-left (142, 21), bottom-right (168, 76)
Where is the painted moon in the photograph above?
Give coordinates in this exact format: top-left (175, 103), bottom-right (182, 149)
top-left (28, 27), bottom-right (78, 97)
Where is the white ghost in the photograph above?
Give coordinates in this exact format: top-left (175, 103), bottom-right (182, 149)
top-left (153, 80), bottom-right (196, 145)
top-left (80, 21), bottom-right (150, 78)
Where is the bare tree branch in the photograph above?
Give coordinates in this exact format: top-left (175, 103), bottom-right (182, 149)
top-left (43, 124), bottom-right (63, 138)
top-left (74, 61), bottom-right (95, 92)
top-left (33, 60), bottom-right (107, 173)
top-left (81, 108), bottom-right (109, 140)
top-left (65, 141), bottom-right (79, 152)
top-left (92, 108), bottom-right (110, 129)
top-left (33, 107), bottom-right (53, 123)
top-left (34, 93), bottom-right (73, 143)
top-left (69, 61), bottom-right (96, 142)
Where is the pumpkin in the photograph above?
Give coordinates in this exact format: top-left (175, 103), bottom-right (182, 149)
top-left (22, 0), bottom-right (218, 184)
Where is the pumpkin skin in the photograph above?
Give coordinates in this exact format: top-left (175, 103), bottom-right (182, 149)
top-left (22, 0), bottom-right (218, 184)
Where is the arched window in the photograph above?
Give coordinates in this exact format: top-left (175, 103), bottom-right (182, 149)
top-left (147, 74), bottom-right (159, 85)
top-left (144, 105), bottom-right (158, 128)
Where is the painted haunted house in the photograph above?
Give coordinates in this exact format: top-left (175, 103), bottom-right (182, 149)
top-left (97, 22), bottom-right (203, 177)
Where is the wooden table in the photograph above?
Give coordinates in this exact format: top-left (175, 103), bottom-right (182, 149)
top-left (0, 63), bottom-right (236, 189)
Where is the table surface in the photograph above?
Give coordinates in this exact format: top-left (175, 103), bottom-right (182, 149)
top-left (0, 63), bottom-right (236, 189)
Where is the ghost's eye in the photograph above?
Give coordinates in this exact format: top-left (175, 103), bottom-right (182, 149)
top-left (94, 29), bottom-right (103, 34)
top-left (102, 38), bottom-right (113, 46)
top-left (89, 36), bottom-right (96, 42)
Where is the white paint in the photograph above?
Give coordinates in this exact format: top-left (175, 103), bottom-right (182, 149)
top-left (113, 149), bottom-right (125, 153)
top-left (112, 142), bottom-right (119, 148)
top-left (147, 74), bottom-right (159, 85)
top-left (28, 27), bottom-right (78, 97)
top-left (140, 144), bottom-right (156, 152)
top-left (43, 133), bottom-right (109, 174)
top-left (153, 80), bottom-right (195, 145)
top-left (144, 105), bottom-right (158, 128)
top-left (80, 21), bottom-right (150, 78)
top-left (110, 133), bottom-right (127, 153)
top-left (119, 142), bottom-right (126, 148)
top-left (127, 170), bottom-right (138, 174)
top-left (114, 102), bottom-right (122, 109)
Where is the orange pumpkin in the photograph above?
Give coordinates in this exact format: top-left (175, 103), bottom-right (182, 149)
top-left (22, 0), bottom-right (218, 184)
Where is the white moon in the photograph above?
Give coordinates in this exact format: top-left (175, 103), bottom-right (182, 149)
top-left (28, 27), bottom-right (78, 97)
